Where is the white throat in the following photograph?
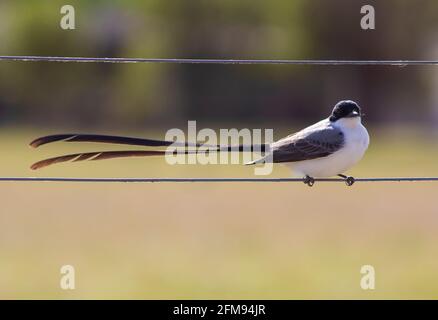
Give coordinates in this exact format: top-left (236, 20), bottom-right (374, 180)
top-left (334, 117), bottom-right (361, 129)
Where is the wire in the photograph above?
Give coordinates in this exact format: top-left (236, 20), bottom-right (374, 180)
top-left (0, 177), bottom-right (438, 183)
top-left (1, 55), bottom-right (436, 183)
top-left (1, 55), bottom-right (438, 66)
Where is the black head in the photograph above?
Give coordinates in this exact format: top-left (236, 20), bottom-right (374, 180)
top-left (329, 100), bottom-right (362, 122)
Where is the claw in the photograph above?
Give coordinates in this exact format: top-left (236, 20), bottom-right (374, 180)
top-left (303, 175), bottom-right (315, 187)
top-left (345, 176), bottom-right (355, 186)
top-left (338, 174), bottom-right (355, 187)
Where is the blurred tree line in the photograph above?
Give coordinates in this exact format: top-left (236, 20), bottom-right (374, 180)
top-left (0, 0), bottom-right (437, 129)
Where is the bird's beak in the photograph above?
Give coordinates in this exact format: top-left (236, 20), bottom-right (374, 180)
top-left (347, 110), bottom-right (361, 118)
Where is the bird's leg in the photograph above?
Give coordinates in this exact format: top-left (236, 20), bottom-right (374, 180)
top-left (338, 174), bottom-right (355, 186)
top-left (303, 175), bottom-right (315, 187)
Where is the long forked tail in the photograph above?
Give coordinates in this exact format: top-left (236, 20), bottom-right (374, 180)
top-left (30, 133), bottom-right (268, 170)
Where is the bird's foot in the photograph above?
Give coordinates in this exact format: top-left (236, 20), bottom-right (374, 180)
top-left (303, 175), bottom-right (315, 187)
top-left (338, 174), bottom-right (355, 186)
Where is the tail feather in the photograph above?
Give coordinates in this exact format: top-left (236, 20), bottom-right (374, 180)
top-left (30, 133), bottom-right (211, 149)
top-left (30, 133), bottom-right (268, 151)
top-left (30, 150), bottom-right (202, 170)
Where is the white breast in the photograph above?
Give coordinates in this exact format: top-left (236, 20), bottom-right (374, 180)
top-left (286, 118), bottom-right (369, 177)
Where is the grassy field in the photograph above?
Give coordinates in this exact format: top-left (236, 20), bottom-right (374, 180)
top-left (1, 128), bottom-right (438, 299)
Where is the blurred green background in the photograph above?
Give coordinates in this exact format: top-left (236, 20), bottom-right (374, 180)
top-left (0, 0), bottom-right (438, 299)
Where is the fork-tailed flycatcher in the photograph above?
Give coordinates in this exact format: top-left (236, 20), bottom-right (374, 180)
top-left (30, 100), bottom-right (369, 186)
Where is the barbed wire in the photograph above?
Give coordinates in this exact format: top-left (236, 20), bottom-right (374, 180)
top-left (1, 55), bottom-right (438, 66)
top-left (0, 177), bottom-right (438, 183)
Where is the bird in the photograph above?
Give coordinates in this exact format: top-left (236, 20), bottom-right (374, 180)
top-left (29, 100), bottom-right (369, 187)
top-left (246, 100), bottom-right (370, 186)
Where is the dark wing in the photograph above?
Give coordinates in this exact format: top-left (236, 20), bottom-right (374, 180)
top-left (271, 126), bottom-right (344, 163)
